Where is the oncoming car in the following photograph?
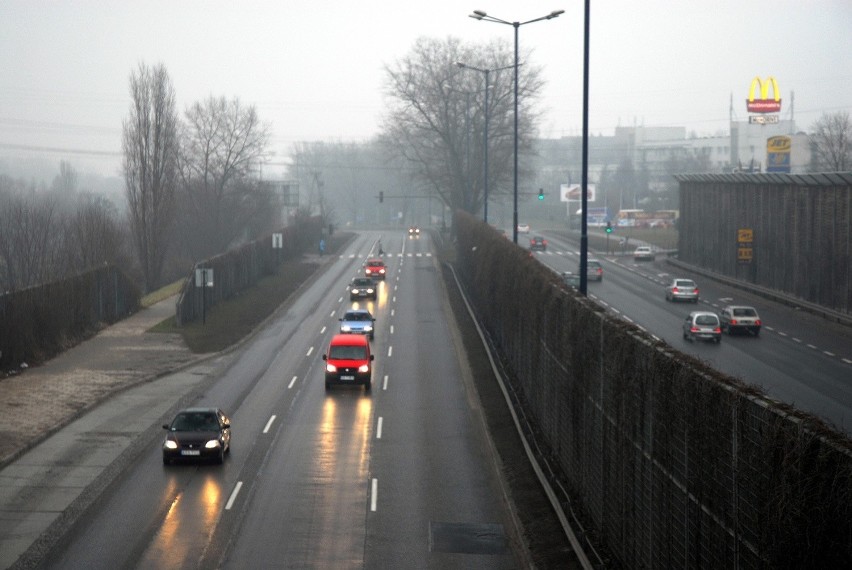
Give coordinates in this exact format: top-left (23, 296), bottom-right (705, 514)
top-left (349, 277), bottom-right (376, 301)
top-left (162, 408), bottom-right (231, 465)
top-left (323, 333), bottom-right (374, 391)
top-left (666, 278), bottom-right (699, 303)
top-left (339, 309), bottom-right (375, 340)
top-left (408, 226), bottom-right (421, 236)
top-left (517, 223), bottom-right (530, 234)
top-left (682, 311), bottom-right (722, 343)
top-left (720, 305), bottom-right (762, 336)
top-left (364, 258), bottom-right (386, 280)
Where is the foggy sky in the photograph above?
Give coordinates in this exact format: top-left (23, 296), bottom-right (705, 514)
top-left (1, 0), bottom-right (850, 178)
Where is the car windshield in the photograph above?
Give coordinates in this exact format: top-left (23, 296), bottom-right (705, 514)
top-left (172, 412), bottom-right (218, 431)
top-left (352, 279), bottom-right (371, 286)
top-left (367, 261), bottom-right (383, 267)
top-left (329, 345), bottom-right (367, 360)
top-left (344, 312), bottom-right (370, 321)
top-left (733, 308), bottom-right (757, 316)
top-left (676, 280), bottom-right (695, 288)
top-left (695, 315), bottom-right (718, 326)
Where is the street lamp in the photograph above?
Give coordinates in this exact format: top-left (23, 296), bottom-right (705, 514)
top-left (455, 61), bottom-right (516, 225)
top-left (469, 9), bottom-right (564, 244)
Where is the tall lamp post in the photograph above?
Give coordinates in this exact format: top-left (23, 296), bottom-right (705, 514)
top-left (455, 61), bottom-right (516, 225)
top-left (469, 9), bottom-right (564, 244)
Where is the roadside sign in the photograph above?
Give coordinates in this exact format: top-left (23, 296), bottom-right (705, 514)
top-left (737, 228), bottom-right (753, 243)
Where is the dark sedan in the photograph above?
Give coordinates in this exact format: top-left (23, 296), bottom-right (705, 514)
top-left (162, 407), bottom-right (231, 464)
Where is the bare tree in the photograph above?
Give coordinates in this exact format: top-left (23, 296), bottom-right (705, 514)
top-left (177, 96), bottom-right (271, 259)
top-left (68, 193), bottom-right (127, 270)
top-left (382, 36), bottom-right (543, 217)
top-left (0, 183), bottom-right (63, 290)
top-left (810, 111), bottom-right (851, 171)
top-left (122, 62), bottom-right (179, 292)
top-left (51, 160), bottom-right (78, 197)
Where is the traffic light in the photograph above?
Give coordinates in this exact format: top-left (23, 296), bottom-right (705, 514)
top-left (605, 221), bottom-right (613, 233)
top-left (379, 191), bottom-right (384, 203)
top-left (538, 188), bottom-right (544, 200)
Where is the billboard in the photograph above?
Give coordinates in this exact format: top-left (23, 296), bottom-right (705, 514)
top-left (560, 184), bottom-right (596, 202)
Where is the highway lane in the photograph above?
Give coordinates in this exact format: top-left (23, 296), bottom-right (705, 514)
top-left (533, 231), bottom-right (852, 433)
top-left (38, 231), bottom-right (521, 569)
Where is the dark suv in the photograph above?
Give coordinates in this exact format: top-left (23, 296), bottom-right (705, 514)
top-left (529, 236), bottom-right (547, 251)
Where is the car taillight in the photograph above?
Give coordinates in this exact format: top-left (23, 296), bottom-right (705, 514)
top-left (543, 240), bottom-right (548, 245)
top-left (690, 326), bottom-right (700, 332)
top-left (755, 319), bottom-right (761, 326)
top-left (713, 327), bottom-right (721, 333)
top-left (729, 319), bottom-right (738, 325)
top-left (672, 287), bottom-right (679, 293)
top-left (693, 288), bottom-right (699, 294)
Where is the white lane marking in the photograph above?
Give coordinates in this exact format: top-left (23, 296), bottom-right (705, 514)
top-left (383, 375), bottom-right (389, 390)
top-left (377, 417), bottom-right (383, 439)
top-left (392, 296), bottom-right (396, 303)
top-left (778, 332), bottom-right (788, 337)
top-left (371, 479), bottom-right (378, 512)
top-left (263, 415), bottom-right (276, 434)
top-left (329, 311), bottom-right (336, 317)
top-left (390, 325), bottom-right (394, 335)
top-left (387, 346), bottom-right (393, 357)
top-left (338, 297), bottom-right (343, 303)
top-left (306, 347), bottom-right (314, 357)
top-left (824, 351), bottom-right (835, 357)
top-left (843, 358), bottom-right (852, 365)
top-left (225, 482), bottom-right (243, 510)
top-left (391, 309), bottom-right (395, 317)
top-left (394, 285), bottom-right (398, 291)
top-left (320, 326), bottom-right (327, 334)
top-left (765, 326), bottom-right (775, 331)
top-left (288, 376), bottom-right (298, 389)
top-left (792, 337), bottom-right (802, 343)
top-left (807, 344), bottom-right (817, 349)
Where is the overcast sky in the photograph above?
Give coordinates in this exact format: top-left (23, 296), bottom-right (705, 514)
top-left (1, 0), bottom-right (850, 178)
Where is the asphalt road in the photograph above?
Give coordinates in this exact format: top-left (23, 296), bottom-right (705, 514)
top-left (32, 231), bottom-right (525, 569)
top-left (532, 231), bottom-right (852, 434)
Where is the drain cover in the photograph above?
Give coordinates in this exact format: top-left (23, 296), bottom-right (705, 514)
top-left (429, 522), bottom-right (509, 555)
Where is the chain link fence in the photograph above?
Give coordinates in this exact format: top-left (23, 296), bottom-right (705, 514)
top-left (454, 210), bottom-right (852, 568)
top-left (0, 264), bottom-right (140, 369)
top-left (175, 216), bottom-right (322, 326)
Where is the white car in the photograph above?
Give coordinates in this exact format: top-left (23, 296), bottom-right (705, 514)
top-left (633, 245), bottom-right (655, 261)
top-left (517, 223), bottom-right (530, 234)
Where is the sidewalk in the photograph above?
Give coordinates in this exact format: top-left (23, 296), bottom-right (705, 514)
top-left (0, 296), bottom-right (204, 468)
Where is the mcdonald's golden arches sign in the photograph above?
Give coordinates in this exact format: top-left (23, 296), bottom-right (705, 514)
top-left (746, 76), bottom-right (781, 113)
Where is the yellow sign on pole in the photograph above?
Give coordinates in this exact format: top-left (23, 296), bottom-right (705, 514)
top-left (738, 228), bottom-right (753, 243)
top-left (738, 247), bottom-right (753, 262)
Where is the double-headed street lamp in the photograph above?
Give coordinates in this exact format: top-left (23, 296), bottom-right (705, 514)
top-left (455, 61), bottom-right (516, 225)
top-left (469, 9), bottom-right (564, 244)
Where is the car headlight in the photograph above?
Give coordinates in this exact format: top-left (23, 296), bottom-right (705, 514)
top-left (205, 439), bottom-right (221, 449)
top-left (164, 439), bottom-right (178, 450)
top-left (341, 325), bottom-right (352, 332)
top-left (367, 288), bottom-right (374, 293)
top-left (358, 364), bottom-right (370, 373)
top-left (364, 325), bottom-right (373, 332)
top-left (326, 364), bottom-right (338, 373)
top-left (351, 288), bottom-right (359, 293)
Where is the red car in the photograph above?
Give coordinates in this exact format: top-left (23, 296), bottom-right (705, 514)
top-left (364, 258), bottom-right (387, 280)
top-left (322, 333), bottom-right (374, 391)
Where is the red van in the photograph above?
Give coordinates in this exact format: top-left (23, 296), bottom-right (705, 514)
top-left (322, 333), bottom-right (374, 391)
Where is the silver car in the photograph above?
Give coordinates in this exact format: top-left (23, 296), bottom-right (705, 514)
top-left (682, 311), bottom-right (721, 343)
top-left (720, 305), bottom-right (761, 336)
top-left (339, 309), bottom-right (375, 340)
top-left (666, 278), bottom-right (699, 303)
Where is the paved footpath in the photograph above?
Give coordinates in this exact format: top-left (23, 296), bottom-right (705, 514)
top-left (0, 296), bottom-right (214, 569)
top-left (0, 297), bottom-right (204, 467)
